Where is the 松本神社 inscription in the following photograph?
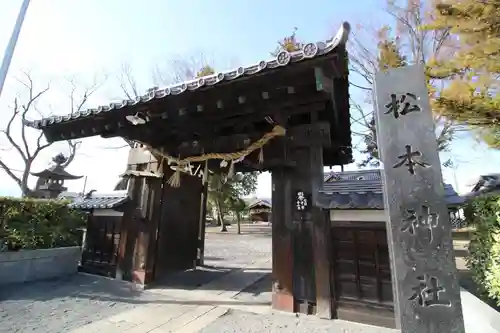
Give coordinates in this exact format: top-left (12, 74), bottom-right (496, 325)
top-left (374, 64), bottom-right (465, 333)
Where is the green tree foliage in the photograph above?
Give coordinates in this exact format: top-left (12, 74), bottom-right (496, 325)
top-left (353, 1), bottom-right (457, 167)
top-left (227, 197), bottom-right (248, 234)
top-left (466, 195), bottom-right (500, 306)
top-left (0, 198), bottom-right (86, 251)
top-left (358, 30), bottom-right (407, 167)
top-left (426, 1), bottom-right (500, 147)
top-left (208, 172), bottom-right (258, 231)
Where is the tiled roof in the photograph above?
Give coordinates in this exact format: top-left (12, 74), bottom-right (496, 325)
top-left (61, 190), bottom-right (130, 209)
top-left (24, 22), bottom-right (351, 130)
top-left (320, 169), bottom-right (464, 209)
top-left (324, 169), bottom-right (381, 182)
top-left (466, 173), bottom-right (500, 199)
top-left (247, 198), bottom-right (272, 209)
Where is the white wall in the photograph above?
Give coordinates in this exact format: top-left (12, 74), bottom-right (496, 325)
top-left (329, 209), bottom-right (385, 223)
top-left (93, 209), bottom-right (124, 217)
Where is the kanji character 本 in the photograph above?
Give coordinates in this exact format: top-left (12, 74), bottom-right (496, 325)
top-left (384, 93), bottom-right (421, 119)
top-left (393, 145), bottom-right (430, 175)
top-left (409, 274), bottom-right (451, 307)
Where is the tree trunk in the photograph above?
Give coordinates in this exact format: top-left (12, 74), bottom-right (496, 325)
top-left (217, 200), bottom-right (227, 232)
top-left (214, 197), bottom-right (222, 226)
top-left (236, 212), bottom-right (241, 235)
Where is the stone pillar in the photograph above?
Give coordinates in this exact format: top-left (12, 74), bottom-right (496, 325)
top-left (374, 65), bottom-right (464, 332)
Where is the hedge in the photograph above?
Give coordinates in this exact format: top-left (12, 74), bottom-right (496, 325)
top-left (0, 197), bottom-right (86, 251)
top-left (466, 195), bottom-right (500, 306)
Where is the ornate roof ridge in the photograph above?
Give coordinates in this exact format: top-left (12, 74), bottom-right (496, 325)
top-left (24, 22), bottom-right (351, 129)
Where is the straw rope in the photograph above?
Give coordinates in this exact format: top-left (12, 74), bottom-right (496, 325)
top-left (143, 125), bottom-right (286, 187)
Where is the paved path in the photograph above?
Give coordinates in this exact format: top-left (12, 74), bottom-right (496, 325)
top-left (69, 258), bottom-right (272, 333)
top-left (0, 224), bottom-right (396, 333)
top-left (0, 225), bottom-right (272, 333)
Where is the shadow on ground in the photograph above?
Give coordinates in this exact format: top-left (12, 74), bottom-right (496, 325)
top-left (0, 273), bottom-right (143, 302)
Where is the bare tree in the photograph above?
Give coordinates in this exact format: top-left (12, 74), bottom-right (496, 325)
top-left (347, 0), bottom-right (459, 167)
top-left (151, 53), bottom-right (215, 86)
top-left (113, 55), bottom-right (217, 151)
top-left (0, 71), bottom-right (103, 196)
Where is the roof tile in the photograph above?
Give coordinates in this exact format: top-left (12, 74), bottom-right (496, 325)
top-left (61, 191), bottom-right (129, 210)
top-left (321, 169), bottom-right (464, 209)
top-left (25, 23), bottom-right (351, 130)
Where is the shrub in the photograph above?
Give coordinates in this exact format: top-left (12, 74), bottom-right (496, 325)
top-left (0, 197), bottom-right (86, 251)
top-left (466, 195), bottom-right (500, 306)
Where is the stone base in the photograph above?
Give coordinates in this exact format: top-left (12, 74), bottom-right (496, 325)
top-left (0, 246), bottom-right (81, 286)
top-left (272, 291), bottom-right (294, 312)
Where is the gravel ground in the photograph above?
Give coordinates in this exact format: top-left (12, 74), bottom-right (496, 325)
top-left (2, 225), bottom-right (478, 333)
top-left (232, 272), bottom-right (272, 305)
top-left (203, 224), bottom-right (272, 268)
top-left (0, 274), bottom-right (158, 333)
top-left (199, 309), bottom-right (398, 333)
top-left (0, 224), bottom-right (272, 333)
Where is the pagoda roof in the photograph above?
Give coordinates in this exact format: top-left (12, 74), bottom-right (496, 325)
top-left (31, 164), bottom-right (82, 180)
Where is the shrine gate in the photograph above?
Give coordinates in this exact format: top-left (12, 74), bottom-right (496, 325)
top-left (26, 23), bottom-right (354, 320)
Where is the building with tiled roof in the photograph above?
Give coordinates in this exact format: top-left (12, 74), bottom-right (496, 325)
top-left (319, 169), bottom-right (466, 228)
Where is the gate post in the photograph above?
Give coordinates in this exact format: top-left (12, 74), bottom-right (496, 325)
top-left (271, 123), bottom-right (332, 317)
top-left (374, 65), bottom-right (465, 332)
top-left (196, 161), bottom-right (209, 266)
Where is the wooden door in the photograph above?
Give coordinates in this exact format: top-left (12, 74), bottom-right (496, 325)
top-left (80, 215), bottom-right (122, 278)
top-left (331, 222), bottom-right (395, 328)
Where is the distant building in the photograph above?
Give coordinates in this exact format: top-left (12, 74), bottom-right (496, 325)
top-left (321, 169), bottom-right (465, 228)
top-left (466, 173), bottom-right (500, 198)
top-left (245, 198), bottom-right (272, 222)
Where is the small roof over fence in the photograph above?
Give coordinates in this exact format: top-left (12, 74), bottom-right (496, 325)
top-left (320, 169), bottom-right (464, 210)
top-left (59, 190), bottom-right (130, 210)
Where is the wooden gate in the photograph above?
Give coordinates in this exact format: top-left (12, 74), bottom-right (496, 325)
top-left (331, 222), bottom-right (394, 328)
top-left (80, 215), bottom-right (122, 277)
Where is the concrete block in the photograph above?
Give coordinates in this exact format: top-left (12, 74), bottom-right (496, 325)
top-left (462, 288), bottom-right (500, 333)
top-left (0, 246), bottom-right (81, 286)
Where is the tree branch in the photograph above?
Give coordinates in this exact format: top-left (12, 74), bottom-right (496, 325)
top-left (1, 99), bottom-right (27, 163)
top-left (0, 159), bottom-right (22, 189)
top-left (18, 72), bottom-right (50, 159)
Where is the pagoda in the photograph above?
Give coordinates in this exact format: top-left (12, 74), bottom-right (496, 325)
top-left (31, 153), bottom-right (83, 198)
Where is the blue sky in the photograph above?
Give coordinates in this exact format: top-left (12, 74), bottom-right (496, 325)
top-left (0, 0), bottom-right (499, 198)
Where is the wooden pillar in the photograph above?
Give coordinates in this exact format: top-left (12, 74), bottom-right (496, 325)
top-left (271, 167), bottom-right (294, 312)
top-left (309, 147), bottom-right (333, 319)
top-left (139, 177), bottom-right (163, 285)
top-left (116, 174), bottom-right (163, 285)
top-left (116, 176), bottom-right (142, 282)
top-left (374, 65), bottom-right (464, 332)
top-left (154, 168), bottom-right (202, 278)
top-left (197, 161), bottom-right (209, 266)
top-left (271, 123), bottom-right (332, 317)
